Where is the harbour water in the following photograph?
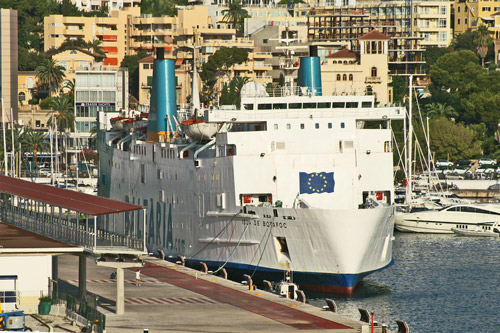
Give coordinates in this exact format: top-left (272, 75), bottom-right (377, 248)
top-left (307, 232), bottom-right (500, 332)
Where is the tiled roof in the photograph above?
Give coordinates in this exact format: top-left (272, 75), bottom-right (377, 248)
top-left (325, 47), bottom-right (357, 59)
top-left (358, 29), bottom-right (391, 40)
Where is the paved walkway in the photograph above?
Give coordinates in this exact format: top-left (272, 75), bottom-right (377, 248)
top-left (57, 255), bottom-right (382, 332)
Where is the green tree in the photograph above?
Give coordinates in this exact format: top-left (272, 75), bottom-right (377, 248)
top-left (36, 58), bottom-right (66, 97)
top-left (390, 75), bottom-right (407, 105)
top-left (47, 95), bottom-right (75, 132)
top-left (450, 30), bottom-right (476, 52)
top-left (86, 39), bottom-right (105, 56)
top-left (429, 117), bottom-right (482, 160)
top-left (425, 102), bottom-right (458, 119)
top-left (18, 48), bottom-right (46, 71)
top-left (120, 50), bottom-right (150, 100)
top-left (61, 79), bottom-right (75, 101)
top-left (200, 47), bottom-right (249, 85)
top-left (474, 25), bottom-right (492, 68)
top-left (423, 46), bottom-right (449, 72)
top-left (222, 0), bottom-right (249, 36)
top-left (141, 0), bottom-right (188, 17)
top-left (21, 129), bottom-right (48, 171)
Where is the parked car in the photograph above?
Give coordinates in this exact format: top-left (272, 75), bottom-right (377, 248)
top-left (436, 160), bottom-right (454, 168)
top-left (456, 159), bottom-right (473, 167)
top-left (488, 184), bottom-right (500, 191)
top-left (478, 158), bottom-right (496, 166)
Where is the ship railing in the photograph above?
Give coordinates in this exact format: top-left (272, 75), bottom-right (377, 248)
top-left (207, 106), bottom-right (405, 122)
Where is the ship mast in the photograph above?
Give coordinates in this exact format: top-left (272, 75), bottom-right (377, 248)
top-left (191, 27), bottom-right (201, 116)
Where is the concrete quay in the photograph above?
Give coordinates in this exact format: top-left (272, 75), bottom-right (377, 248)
top-left (56, 254), bottom-right (392, 332)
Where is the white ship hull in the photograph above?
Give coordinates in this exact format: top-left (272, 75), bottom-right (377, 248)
top-left (100, 141), bottom-right (395, 294)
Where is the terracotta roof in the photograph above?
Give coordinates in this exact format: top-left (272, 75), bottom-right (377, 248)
top-left (358, 30), bottom-right (391, 41)
top-left (139, 55), bottom-right (154, 63)
top-left (325, 47), bottom-right (357, 59)
top-left (0, 175), bottom-right (144, 216)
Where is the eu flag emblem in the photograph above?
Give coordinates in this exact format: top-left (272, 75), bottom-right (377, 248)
top-left (299, 172), bottom-right (335, 194)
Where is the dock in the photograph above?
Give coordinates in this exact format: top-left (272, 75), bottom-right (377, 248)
top-left (55, 254), bottom-right (391, 332)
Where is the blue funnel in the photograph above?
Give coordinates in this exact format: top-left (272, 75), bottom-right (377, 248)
top-left (147, 48), bottom-right (177, 142)
top-left (297, 57), bottom-right (322, 96)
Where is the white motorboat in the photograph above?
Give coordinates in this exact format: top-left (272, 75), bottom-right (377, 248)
top-left (452, 223), bottom-right (500, 237)
top-left (395, 204), bottom-right (500, 234)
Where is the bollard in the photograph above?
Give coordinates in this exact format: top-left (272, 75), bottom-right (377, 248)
top-left (219, 268), bottom-right (228, 279)
top-left (381, 324), bottom-right (387, 333)
top-left (144, 329), bottom-right (149, 333)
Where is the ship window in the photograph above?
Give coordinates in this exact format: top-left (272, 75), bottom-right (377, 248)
top-left (244, 103), bottom-right (254, 110)
top-left (274, 124), bottom-right (278, 130)
top-left (362, 101), bottom-right (372, 108)
top-left (332, 102), bottom-right (345, 108)
top-left (318, 102), bottom-right (330, 108)
top-left (258, 103), bottom-right (272, 110)
top-left (289, 103), bottom-right (302, 109)
top-left (300, 123), bottom-right (304, 129)
top-left (140, 164), bottom-right (145, 184)
top-left (346, 102), bottom-right (358, 108)
top-left (315, 123), bottom-right (319, 129)
top-left (273, 103), bottom-right (287, 109)
top-left (328, 123), bottom-right (332, 129)
top-left (341, 122), bottom-right (345, 128)
top-left (286, 123), bottom-right (291, 129)
top-left (303, 102), bottom-right (317, 109)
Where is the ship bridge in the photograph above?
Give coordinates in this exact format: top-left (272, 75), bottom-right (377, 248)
top-left (0, 175), bottom-right (146, 314)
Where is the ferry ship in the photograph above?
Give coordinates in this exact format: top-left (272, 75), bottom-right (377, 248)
top-left (98, 48), bottom-right (405, 295)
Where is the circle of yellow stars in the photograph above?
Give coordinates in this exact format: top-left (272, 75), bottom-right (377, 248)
top-left (307, 173), bottom-right (328, 192)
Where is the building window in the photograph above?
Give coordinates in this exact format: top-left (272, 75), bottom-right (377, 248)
top-left (440, 6), bottom-right (447, 15)
top-left (458, 18), bottom-right (461, 25)
top-left (300, 123), bottom-right (304, 129)
top-left (328, 123), bottom-right (332, 129)
top-left (349, 74), bottom-right (353, 81)
top-left (439, 18), bottom-right (447, 28)
top-left (336, 74), bottom-right (341, 80)
top-left (18, 92), bottom-right (26, 101)
top-left (315, 123), bottom-right (319, 129)
top-left (340, 122), bottom-right (345, 128)
top-left (143, 64), bottom-right (149, 69)
top-left (371, 67), bottom-right (377, 77)
top-left (274, 124), bottom-right (278, 130)
top-left (457, 6), bottom-right (461, 13)
top-left (465, 18), bottom-right (468, 24)
top-left (483, 7), bottom-right (491, 11)
top-left (342, 74), bottom-right (347, 81)
top-left (286, 123), bottom-right (291, 129)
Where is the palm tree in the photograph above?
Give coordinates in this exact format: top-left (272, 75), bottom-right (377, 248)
top-left (47, 95), bottom-right (75, 166)
top-left (47, 95), bottom-right (75, 132)
top-left (222, 0), bottom-right (248, 36)
top-left (474, 25), bottom-right (491, 68)
top-left (22, 129), bottom-right (47, 171)
top-left (425, 102), bottom-right (458, 119)
top-left (35, 58), bottom-right (66, 97)
top-left (86, 39), bottom-right (105, 56)
top-left (61, 79), bottom-right (75, 100)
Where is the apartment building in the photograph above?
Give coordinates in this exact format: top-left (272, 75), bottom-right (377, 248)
top-left (1, 9), bottom-right (18, 123)
top-left (71, 66), bottom-right (128, 151)
top-left (454, 0), bottom-right (500, 36)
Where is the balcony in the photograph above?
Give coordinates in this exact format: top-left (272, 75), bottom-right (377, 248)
top-left (365, 76), bottom-right (382, 84)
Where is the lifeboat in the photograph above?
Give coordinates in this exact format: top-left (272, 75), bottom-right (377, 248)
top-left (181, 118), bottom-right (221, 141)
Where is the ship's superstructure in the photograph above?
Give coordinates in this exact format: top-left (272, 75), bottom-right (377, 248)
top-left (98, 49), bottom-right (405, 295)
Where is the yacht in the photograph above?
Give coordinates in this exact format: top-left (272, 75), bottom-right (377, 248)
top-left (395, 204), bottom-right (500, 233)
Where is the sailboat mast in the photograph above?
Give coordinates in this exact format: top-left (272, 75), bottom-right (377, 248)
top-left (406, 75), bottom-right (413, 204)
